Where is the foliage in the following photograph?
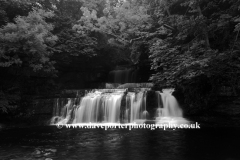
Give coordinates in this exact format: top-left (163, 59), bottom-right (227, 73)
top-left (0, 0), bottom-right (114, 114)
top-left (1, 0), bottom-right (240, 115)
top-left (73, 0), bottom-right (152, 63)
top-left (0, 7), bottom-right (58, 113)
top-left (148, 0), bottom-right (240, 110)
top-left (0, 90), bottom-right (19, 113)
top-left (0, 8), bottom-right (57, 72)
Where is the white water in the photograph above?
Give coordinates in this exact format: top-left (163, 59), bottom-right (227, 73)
top-left (155, 89), bottom-right (189, 125)
top-left (51, 89), bottom-right (148, 124)
top-left (73, 91), bottom-right (123, 123)
top-left (50, 88), bottom-right (186, 125)
top-left (50, 98), bottom-right (76, 125)
top-left (128, 91), bottom-right (147, 122)
top-left (155, 89), bottom-right (182, 117)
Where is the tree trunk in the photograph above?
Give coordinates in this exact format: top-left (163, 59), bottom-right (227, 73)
top-left (196, 0), bottom-right (210, 49)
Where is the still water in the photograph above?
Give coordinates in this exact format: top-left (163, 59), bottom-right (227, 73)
top-left (0, 124), bottom-right (240, 160)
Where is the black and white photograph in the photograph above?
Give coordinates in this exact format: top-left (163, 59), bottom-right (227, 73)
top-left (0, 0), bottom-right (240, 160)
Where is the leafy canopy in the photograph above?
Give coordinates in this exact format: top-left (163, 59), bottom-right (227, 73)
top-left (0, 8), bottom-right (57, 72)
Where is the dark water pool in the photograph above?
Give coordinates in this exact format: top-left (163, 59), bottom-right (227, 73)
top-left (0, 125), bottom-right (240, 160)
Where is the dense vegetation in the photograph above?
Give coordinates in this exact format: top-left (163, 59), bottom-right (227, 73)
top-left (0, 0), bottom-right (240, 116)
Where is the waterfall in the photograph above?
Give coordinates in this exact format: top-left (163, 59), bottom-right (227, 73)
top-left (50, 88), bottom-right (185, 125)
top-left (108, 69), bottom-right (138, 83)
top-left (51, 89), bottom-right (149, 124)
top-left (155, 89), bottom-right (188, 125)
top-left (128, 91), bottom-right (148, 122)
top-left (155, 89), bottom-right (182, 117)
top-left (50, 98), bottom-right (80, 125)
top-left (73, 91), bottom-right (123, 123)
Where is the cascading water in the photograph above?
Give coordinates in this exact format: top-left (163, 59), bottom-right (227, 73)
top-left (155, 89), bottom-right (182, 117)
top-left (73, 90), bottom-right (123, 123)
top-left (50, 88), bottom-right (187, 125)
top-left (128, 91), bottom-right (148, 122)
top-left (50, 98), bottom-right (80, 125)
top-left (50, 89), bottom-right (149, 125)
top-left (108, 68), bottom-right (138, 83)
top-left (155, 89), bottom-right (189, 125)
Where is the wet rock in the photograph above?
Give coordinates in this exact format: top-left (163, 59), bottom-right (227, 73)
top-left (31, 148), bottom-right (57, 159)
top-left (33, 150), bottom-right (41, 155)
top-left (45, 149), bottom-right (57, 153)
top-left (44, 152), bottom-right (51, 156)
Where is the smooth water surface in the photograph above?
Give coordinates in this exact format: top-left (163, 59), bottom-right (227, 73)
top-left (0, 125), bottom-right (240, 160)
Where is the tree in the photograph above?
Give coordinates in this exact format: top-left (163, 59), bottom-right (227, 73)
top-left (0, 9), bottom-right (57, 72)
top-left (73, 0), bottom-right (152, 64)
top-left (148, 0), bottom-right (240, 112)
top-left (0, 8), bottom-right (57, 113)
